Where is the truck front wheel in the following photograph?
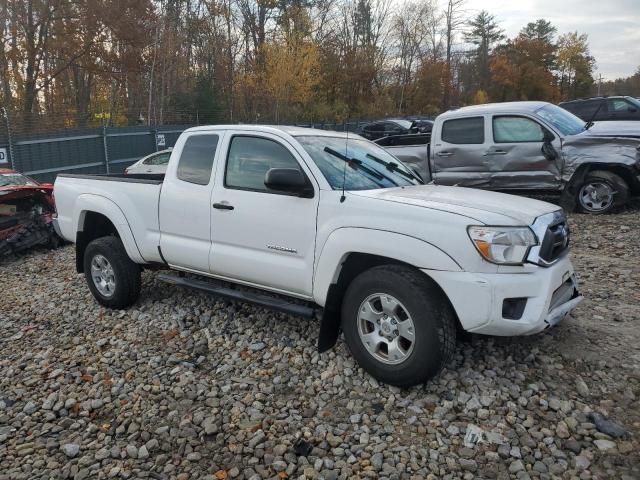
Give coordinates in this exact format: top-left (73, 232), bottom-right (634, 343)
top-left (83, 236), bottom-right (141, 309)
top-left (341, 265), bottom-right (456, 387)
top-left (577, 170), bottom-right (629, 214)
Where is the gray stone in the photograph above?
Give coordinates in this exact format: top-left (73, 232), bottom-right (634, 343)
top-left (138, 445), bottom-right (149, 459)
top-left (126, 445), bottom-right (138, 458)
top-left (62, 443), bottom-right (80, 458)
top-left (589, 412), bottom-right (626, 438)
top-left (594, 439), bottom-right (616, 451)
top-left (509, 460), bottom-right (525, 473)
top-left (576, 376), bottom-right (590, 397)
top-left (459, 458), bottom-right (477, 471)
top-left (371, 452), bottom-right (384, 470)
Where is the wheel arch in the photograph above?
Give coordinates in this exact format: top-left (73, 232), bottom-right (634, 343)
top-left (316, 250), bottom-right (462, 353)
top-left (74, 195), bottom-right (144, 272)
top-left (568, 163), bottom-right (639, 193)
top-left (561, 162), bottom-right (639, 211)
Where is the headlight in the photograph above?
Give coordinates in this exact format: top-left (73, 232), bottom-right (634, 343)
top-left (467, 226), bottom-right (538, 265)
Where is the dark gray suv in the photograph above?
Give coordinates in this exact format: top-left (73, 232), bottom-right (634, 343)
top-left (559, 96), bottom-right (640, 122)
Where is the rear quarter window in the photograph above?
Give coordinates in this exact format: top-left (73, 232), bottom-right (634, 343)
top-left (441, 117), bottom-right (484, 144)
top-left (176, 134), bottom-right (219, 185)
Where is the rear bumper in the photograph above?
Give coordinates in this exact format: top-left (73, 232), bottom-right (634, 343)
top-left (426, 255), bottom-right (583, 336)
top-left (52, 217), bottom-right (63, 238)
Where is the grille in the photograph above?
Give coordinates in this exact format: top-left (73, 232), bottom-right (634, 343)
top-left (538, 219), bottom-right (570, 264)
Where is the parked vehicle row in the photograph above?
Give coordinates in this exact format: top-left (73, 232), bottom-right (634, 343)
top-left (53, 124), bottom-right (582, 387)
top-left (119, 101), bottom-right (639, 215)
top-left (559, 95), bottom-right (640, 123)
top-left (358, 118), bottom-right (433, 141)
top-left (376, 101), bottom-right (640, 214)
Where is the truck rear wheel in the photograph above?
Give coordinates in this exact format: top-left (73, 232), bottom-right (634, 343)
top-left (577, 170), bottom-right (629, 214)
top-left (83, 236), bottom-right (141, 309)
top-left (341, 265), bottom-right (456, 387)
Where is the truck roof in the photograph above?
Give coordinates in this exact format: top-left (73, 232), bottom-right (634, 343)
top-left (439, 101), bottom-right (550, 119)
top-left (184, 124), bottom-right (363, 139)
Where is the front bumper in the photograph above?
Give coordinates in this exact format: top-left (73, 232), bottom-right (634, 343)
top-left (426, 255), bottom-right (583, 336)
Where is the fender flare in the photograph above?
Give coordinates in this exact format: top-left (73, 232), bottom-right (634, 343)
top-left (312, 228), bottom-right (462, 352)
top-left (313, 227), bottom-right (461, 306)
top-left (74, 194), bottom-right (145, 264)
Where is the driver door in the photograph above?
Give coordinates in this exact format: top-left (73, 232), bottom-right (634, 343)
top-left (487, 115), bottom-right (563, 190)
top-left (209, 132), bottom-right (319, 297)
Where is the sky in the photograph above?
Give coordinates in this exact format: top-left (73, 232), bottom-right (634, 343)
top-left (462, 0), bottom-right (640, 80)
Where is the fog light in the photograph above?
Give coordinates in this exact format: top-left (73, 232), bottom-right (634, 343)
top-left (502, 298), bottom-right (527, 320)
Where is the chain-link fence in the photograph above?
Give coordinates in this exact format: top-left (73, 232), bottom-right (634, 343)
top-left (0, 109), bottom-right (435, 182)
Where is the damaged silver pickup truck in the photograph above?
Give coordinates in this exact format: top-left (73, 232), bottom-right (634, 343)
top-left (377, 101), bottom-right (640, 214)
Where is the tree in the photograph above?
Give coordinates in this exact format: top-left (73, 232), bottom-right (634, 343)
top-left (465, 10), bottom-right (504, 91)
top-left (520, 19), bottom-right (556, 69)
top-left (557, 32), bottom-right (594, 99)
top-left (263, 39), bottom-right (320, 122)
top-left (490, 36), bottom-right (559, 102)
top-left (520, 19), bottom-right (556, 43)
top-left (391, 1), bottom-right (432, 113)
top-left (442, 0), bottom-right (466, 109)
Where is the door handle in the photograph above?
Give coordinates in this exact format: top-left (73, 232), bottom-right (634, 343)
top-left (437, 151), bottom-right (452, 157)
top-left (483, 150), bottom-right (507, 156)
top-left (212, 202), bottom-right (234, 210)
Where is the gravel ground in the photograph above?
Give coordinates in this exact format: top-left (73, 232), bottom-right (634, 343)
top-left (1, 206), bottom-right (639, 480)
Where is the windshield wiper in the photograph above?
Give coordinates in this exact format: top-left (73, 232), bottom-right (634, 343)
top-left (323, 147), bottom-right (398, 186)
top-left (584, 100), bottom-right (604, 130)
top-left (365, 153), bottom-right (422, 183)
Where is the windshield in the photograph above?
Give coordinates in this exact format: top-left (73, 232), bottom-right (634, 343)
top-left (297, 136), bottom-right (421, 190)
top-left (535, 104), bottom-right (585, 136)
top-left (627, 97), bottom-right (640, 108)
top-left (0, 173), bottom-right (37, 187)
top-left (392, 119), bottom-right (413, 129)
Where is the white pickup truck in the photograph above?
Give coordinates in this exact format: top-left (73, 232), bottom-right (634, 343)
top-left (53, 125), bottom-right (582, 387)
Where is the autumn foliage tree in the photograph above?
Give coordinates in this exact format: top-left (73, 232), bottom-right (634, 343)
top-left (0, 0), bottom-right (610, 131)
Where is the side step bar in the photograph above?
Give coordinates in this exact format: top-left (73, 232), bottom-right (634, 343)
top-left (157, 272), bottom-right (317, 318)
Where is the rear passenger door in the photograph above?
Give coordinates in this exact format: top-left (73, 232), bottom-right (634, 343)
top-left (431, 116), bottom-right (488, 186)
top-left (209, 132), bottom-right (319, 297)
top-left (159, 132), bottom-right (222, 271)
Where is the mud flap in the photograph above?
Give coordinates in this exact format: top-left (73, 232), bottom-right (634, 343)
top-left (317, 284), bottom-right (342, 352)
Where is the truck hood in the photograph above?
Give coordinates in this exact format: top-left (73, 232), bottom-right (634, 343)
top-left (580, 121), bottom-right (640, 139)
top-left (350, 185), bottom-right (559, 225)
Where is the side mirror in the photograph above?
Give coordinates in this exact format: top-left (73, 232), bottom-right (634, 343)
top-left (264, 168), bottom-right (313, 198)
top-left (541, 142), bottom-right (557, 161)
top-left (543, 130), bottom-right (555, 143)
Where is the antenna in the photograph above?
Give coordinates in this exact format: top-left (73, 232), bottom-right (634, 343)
top-left (340, 126), bottom-right (349, 203)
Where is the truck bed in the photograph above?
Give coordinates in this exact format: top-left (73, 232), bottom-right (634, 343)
top-left (58, 173), bottom-right (165, 184)
top-left (54, 173), bottom-right (164, 263)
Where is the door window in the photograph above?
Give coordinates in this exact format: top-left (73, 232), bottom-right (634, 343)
top-left (608, 98), bottom-right (631, 112)
top-left (225, 136), bottom-right (302, 193)
top-left (441, 117), bottom-right (484, 144)
top-left (176, 135), bottom-right (219, 185)
top-left (493, 116), bottom-right (545, 143)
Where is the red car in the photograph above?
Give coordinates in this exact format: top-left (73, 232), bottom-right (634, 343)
top-left (0, 168), bottom-right (60, 256)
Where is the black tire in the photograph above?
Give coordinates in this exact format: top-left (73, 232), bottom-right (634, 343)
top-left (83, 236), bottom-right (141, 309)
top-left (341, 265), bottom-right (457, 388)
top-left (576, 170), bottom-right (629, 214)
